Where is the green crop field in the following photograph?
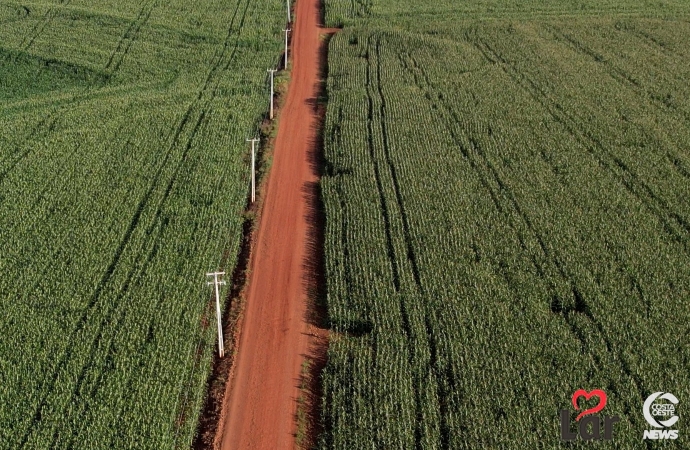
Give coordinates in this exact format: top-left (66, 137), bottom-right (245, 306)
top-left (0, 0), bottom-right (283, 447)
top-left (318, 0), bottom-right (690, 448)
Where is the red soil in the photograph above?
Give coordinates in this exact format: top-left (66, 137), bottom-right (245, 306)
top-left (216, 0), bottom-right (335, 448)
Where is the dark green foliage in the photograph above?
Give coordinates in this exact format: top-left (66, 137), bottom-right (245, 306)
top-left (0, 48), bottom-right (107, 100)
top-left (0, 0), bottom-right (284, 448)
top-left (319, 1), bottom-right (690, 448)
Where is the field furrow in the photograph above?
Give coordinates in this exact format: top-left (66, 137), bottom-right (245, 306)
top-left (317, 3), bottom-right (690, 447)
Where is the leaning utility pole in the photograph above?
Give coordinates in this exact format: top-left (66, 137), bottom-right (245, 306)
top-left (247, 137), bottom-right (260, 203)
top-left (286, 0), bottom-right (291, 23)
top-left (267, 68), bottom-right (277, 119)
top-left (283, 29), bottom-right (291, 69)
top-left (206, 272), bottom-right (226, 357)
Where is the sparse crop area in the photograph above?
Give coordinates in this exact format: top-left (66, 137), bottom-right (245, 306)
top-left (0, 0), bottom-right (284, 447)
top-left (319, 0), bottom-right (690, 448)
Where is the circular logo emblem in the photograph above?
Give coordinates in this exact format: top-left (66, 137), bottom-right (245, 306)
top-left (643, 392), bottom-right (679, 428)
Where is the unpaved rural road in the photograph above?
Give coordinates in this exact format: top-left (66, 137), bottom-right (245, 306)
top-left (217, 0), bottom-right (332, 448)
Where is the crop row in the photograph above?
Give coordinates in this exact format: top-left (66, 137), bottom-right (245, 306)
top-left (0, 0), bottom-right (286, 447)
top-left (318, 12), bottom-right (690, 449)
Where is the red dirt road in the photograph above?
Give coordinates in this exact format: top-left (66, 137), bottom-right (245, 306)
top-left (217, 0), bottom-right (331, 448)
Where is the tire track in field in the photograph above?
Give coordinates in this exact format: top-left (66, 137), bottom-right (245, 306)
top-left (613, 21), bottom-right (678, 59)
top-left (16, 0), bottom-right (252, 442)
top-left (59, 111), bottom-right (208, 450)
top-left (14, 103), bottom-right (198, 447)
top-left (105, 0), bottom-right (160, 75)
top-left (472, 38), bottom-right (690, 254)
top-left (544, 24), bottom-right (690, 184)
top-left (408, 36), bottom-right (655, 433)
top-left (59, 224), bottom-right (164, 449)
top-left (372, 36), bottom-right (457, 449)
top-left (373, 38), bottom-right (423, 290)
top-left (0, 113), bottom-right (58, 185)
top-left (363, 35), bottom-right (426, 450)
top-left (545, 25), bottom-right (690, 127)
top-left (363, 41), bottom-right (400, 292)
top-left (19, 0), bottom-right (72, 52)
top-left (545, 25), bottom-right (641, 87)
top-left (544, 24), bottom-right (690, 155)
top-left (403, 50), bottom-right (558, 282)
top-left (196, 0), bottom-right (252, 102)
top-left (401, 50), bottom-right (548, 441)
top-left (60, 0), bottom-right (254, 426)
top-left (55, 0), bottom-right (249, 439)
top-left (16, 2), bottom-right (249, 423)
top-left (372, 35), bottom-right (459, 449)
top-left (402, 47), bottom-right (650, 435)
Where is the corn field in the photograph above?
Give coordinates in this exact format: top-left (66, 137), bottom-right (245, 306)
top-left (0, 0), bottom-right (284, 447)
top-left (318, 1), bottom-right (690, 448)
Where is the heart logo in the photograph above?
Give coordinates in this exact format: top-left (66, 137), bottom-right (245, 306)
top-left (572, 389), bottom-right (607, 421)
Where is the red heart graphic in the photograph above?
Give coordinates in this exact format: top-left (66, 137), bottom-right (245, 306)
top-left (572, 389), bottom-right (607, 421)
